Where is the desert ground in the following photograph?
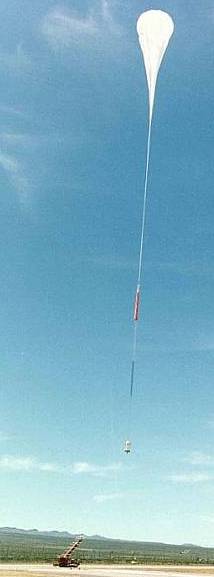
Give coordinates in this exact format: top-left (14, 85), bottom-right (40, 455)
top-left (0, 564), bottom-right (214, 577)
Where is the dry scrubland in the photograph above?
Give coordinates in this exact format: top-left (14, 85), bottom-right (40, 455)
top-left (1, 531), bottom-right (214, 575)
top-left (1, 531), bottom-right (214, 565)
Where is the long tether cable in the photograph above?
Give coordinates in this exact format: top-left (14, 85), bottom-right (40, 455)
top-left (128, 116), bottom-right (152, 428)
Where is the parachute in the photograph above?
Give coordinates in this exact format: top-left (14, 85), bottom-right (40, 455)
top-left (124, 10), bottom-right (174, 453)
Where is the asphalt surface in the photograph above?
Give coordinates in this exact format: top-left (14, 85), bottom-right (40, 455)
top-left (0, 565), bottom-right (214, 577)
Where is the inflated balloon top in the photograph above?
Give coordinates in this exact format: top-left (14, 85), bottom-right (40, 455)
top-left (137, 10), bottom-right (174, 122)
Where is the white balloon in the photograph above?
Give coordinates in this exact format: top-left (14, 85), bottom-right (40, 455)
top-left (137, 10), bottom-right (174, 122)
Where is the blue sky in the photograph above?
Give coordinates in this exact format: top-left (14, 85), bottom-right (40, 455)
top-left (0, 0), bottom-right (214, 546)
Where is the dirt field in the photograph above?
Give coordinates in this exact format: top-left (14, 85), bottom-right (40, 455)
top-left (0, 565), bottom-right (214, 577)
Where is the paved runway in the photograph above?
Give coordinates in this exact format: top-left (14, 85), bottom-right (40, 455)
top-left (0, 565), bottom-right (213, 577)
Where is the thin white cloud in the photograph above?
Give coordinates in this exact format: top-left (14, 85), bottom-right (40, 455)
top-left (101, 0), bottom-right (110, 21)
top-left (0, 151), bottom-right (19, 173)
top-left (100, 0), bottom-right (119, 33)
top-left (0, 44), bottom-right (32, 74)
top-left (207, 418), bottom-right (214, 429)
top-left (201, 515), bottom-right (214, 524)
top-left (0, 150), bottom-right (29, 203)
top-left (168, 472), bottom-right (213, 484)
top-left (0, 455), bottom-right (122, 477)
top-left (42, 8), bottom-right (97, 49)
top-left (0, 133), bottom-right (42, 152)
top-left (94, 492), bottom-right (126, 503)
top-left (0, 131), bottom-right (44, 205)
top-left (0, 133), bottom-right (30, 145)
top-left (42, 1), bottom-right (121, 50)
top-left (71, 461), bottom-right (122, 477)
top-left (0, 132), bottom-right (63, 150)
top-left (0, 432), bottom-right (12, 442)
top-left (94, 489), bottom-right (144, 503)
top-left (0, 456), bottom-right (60, 473)
top-left (38, 462), bottom-right (60, 472)
top-left (0, 104), bottom-right (25, 117)
top-left (186, 452), bottom-right (214, 466)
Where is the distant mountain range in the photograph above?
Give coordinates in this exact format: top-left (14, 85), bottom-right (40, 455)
top-left (0, 527), bottom-right (108, 540)
top-left (0, 527), bottom-right (201, 548)
top-left (0, 527), bottom-right (213, 565)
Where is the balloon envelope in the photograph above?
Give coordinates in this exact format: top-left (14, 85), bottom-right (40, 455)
top-left (137, 10), bottom-right (174, 122)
